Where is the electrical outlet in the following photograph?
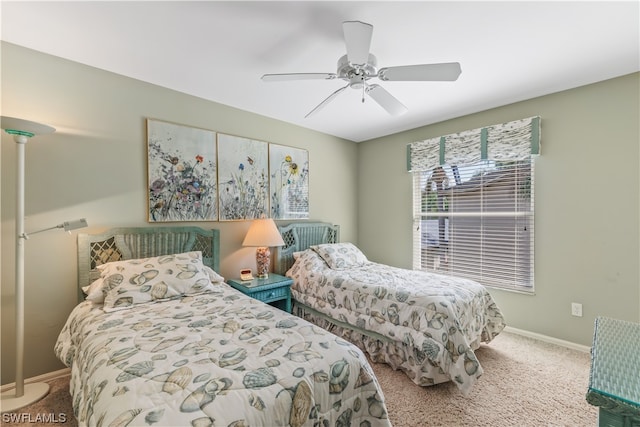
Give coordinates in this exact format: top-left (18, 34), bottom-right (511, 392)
top-left (571, 302), bottom-right (583, 317)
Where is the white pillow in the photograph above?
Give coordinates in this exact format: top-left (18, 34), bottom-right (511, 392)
top-left (91, 251), bottom-right (216, 311)
top-left (311, 243), bottom-right (369, 270)
top-left (82, 278), bottom-right (107, 303)
top-left (203, 265), bottom-right (225, 283)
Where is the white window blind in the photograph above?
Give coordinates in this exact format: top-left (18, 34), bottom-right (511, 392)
top-left (409, 117), bottom-right (539, 292)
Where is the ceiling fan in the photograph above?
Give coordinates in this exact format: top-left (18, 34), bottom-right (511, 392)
top-left (261, 20), bottom-right (462, 118)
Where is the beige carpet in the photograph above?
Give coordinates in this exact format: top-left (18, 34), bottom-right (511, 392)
top-left (1, 331), bottom-right (596, 426)
top-left (371, 331), bottom-right (597, 426)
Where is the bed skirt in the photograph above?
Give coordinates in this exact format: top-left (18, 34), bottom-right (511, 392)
top-left (292, 301), bottom-right (480, 389)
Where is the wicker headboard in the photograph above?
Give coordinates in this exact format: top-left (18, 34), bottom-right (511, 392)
top-left (77, 226), bottom-right (220, 302)
top-left (273, 222), bottom-right (339, 275)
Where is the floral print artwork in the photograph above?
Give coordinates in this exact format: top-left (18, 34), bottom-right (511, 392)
top-left (269, 144), bottom-right (309, 219)
top-left (147, 120), bottom-right (217, 221)
top-left (147, 122), bottom-right (312, 222)
top-left (218, 133), bottom-right (269, 220)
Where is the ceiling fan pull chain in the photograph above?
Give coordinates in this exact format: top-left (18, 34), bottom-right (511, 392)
top-left (362, 77), bottom-right (368, 103)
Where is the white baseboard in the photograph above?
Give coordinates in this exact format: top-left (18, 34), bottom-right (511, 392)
top-left (0, 368), bottom-right (71, 393)
top-left (504, 326), bottom-right (591, 353)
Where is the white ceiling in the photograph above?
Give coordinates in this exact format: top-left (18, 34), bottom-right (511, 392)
top-left (1, 1), bottom-right (639, 142)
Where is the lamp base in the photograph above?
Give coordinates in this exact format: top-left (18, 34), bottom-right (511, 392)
top-left (0, 382), bottom-right (50, 413)
top-left (256, 246), bottom-right (271, 279)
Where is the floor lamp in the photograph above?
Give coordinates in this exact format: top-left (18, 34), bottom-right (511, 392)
top-left (0, 116), bottom-right (87, 412)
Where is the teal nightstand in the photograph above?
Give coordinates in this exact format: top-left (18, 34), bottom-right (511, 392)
top-left (227, 273), bottom-right (292, 313)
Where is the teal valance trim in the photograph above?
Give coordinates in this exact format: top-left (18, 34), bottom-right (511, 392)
top-left (480, 128), bottom-right (488, 160)
top-left (530, 116), bottom-right (540, 155)
top-left (407, 116), bottom-right (541, 172)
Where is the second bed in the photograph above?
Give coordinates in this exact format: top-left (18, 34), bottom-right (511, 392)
top-left (274, 222), bottom-right (506, 395)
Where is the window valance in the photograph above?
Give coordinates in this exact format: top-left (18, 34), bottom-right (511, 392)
top-left (407, 116), bottom-right (541, 172)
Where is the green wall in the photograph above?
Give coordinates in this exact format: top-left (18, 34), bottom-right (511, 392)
top-left (1, 41), bottom-right (638, 384)
top-left (0, 42), bottom-right (357, 384)
top-left (357, 72), bottom-right (640, 346)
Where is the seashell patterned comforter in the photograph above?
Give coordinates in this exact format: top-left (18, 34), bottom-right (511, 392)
top-left (55, 285), bottom-right (391, 427)
top-left (286, 249), bottom-right (506, 395)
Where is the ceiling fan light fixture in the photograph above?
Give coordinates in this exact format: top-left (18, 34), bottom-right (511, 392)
top-left (337, 54), bottom-right (377, 79)
top-left (348, 71), bottom-right (367, 90)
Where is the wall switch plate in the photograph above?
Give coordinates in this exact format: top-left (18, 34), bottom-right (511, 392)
top-left (571, 302), bottom-right (583, 317)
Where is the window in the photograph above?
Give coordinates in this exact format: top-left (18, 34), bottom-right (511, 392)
top-left (413, 159), bottom-right (534, 291)
top-left (408, 117), bottom-right (539, 293)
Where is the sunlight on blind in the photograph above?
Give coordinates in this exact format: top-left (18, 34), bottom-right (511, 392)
top-left (412, 159), bottom-right (535, 292)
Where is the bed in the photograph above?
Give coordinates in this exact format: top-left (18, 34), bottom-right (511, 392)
top-left (274, 222), bottom-right (506, 395)
top-left (55, 226), bottom-right (391, 427)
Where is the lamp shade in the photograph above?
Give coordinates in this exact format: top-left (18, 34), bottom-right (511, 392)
top-left (1, 116), bottom-right (55, 137)
top-left (242, 218), bottom-right (285, 247)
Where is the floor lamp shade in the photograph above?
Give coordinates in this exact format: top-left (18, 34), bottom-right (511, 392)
top-left (0, 116), bottom-right (87, 412)
top-left (242, 219), bottom-right (285, 278)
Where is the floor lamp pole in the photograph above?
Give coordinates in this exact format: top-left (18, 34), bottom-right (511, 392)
top-left (15, 135), bottom-right (27, 399)
top-left (0, 118), bottom-right (55, 413)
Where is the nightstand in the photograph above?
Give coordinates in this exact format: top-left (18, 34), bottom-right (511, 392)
top-left (227, 273), bottom-right (292, 313)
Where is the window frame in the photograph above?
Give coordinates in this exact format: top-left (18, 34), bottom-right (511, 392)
top-left (408, 117), bottom-right (540, 293)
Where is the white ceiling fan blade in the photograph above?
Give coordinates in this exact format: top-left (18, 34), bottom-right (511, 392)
top-left (366, 84), bottom-right (408, 116)
top-left (305, 84), bottom-right (349, 118)
top-left (343, 20), bottom-right (373, 65)
top-left (262, 73), bottom-right (337, 82)
top-left (378, 62), bottom-right (462, 81)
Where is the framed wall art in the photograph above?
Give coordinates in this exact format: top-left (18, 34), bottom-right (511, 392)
top-left (269, 143), bottom-right (309, 219)
top-left (217, 133), bottom-right (269, 221)
top-left (147, 119), bottom-right (218, 222)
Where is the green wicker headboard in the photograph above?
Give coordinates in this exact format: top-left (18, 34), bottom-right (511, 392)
top-left (77, 226), bottom-right (220, 303)
top-left (273, 222), bottom-right (339, 275)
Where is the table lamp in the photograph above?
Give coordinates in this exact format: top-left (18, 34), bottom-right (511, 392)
top-left (242, 218), bottom-right (284, 278)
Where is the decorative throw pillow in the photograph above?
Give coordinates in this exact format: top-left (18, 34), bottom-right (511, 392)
top-left (311, 243), bottom-right (369, 270)
top-left (83, 263), bottom-right (225, 305)
top-left (97, 251), bottom-right (217, 312)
